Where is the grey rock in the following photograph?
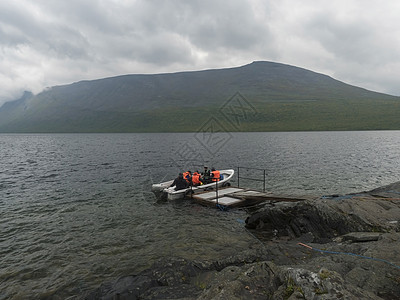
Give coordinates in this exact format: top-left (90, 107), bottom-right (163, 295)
top-left (276, 267), bottom-right (383, 300)
top-left (342, 232), bottom-right (381, 242)
top-left (84, 275), bottom-right (158, 300)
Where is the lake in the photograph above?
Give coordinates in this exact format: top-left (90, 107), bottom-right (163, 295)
top-left (1, 131), bottom-right (400, 299)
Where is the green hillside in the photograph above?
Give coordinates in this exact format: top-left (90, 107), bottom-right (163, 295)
top-left (1, 61), bottom-right (400, 132)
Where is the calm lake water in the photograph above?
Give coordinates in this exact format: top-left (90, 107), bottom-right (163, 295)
top-left (1, 131), bottom-right (400, 299)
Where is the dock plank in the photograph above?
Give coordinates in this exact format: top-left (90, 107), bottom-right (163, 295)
top-left (193, 187), bottom-right (243, 200)
top-left (190, 186), bottom-right (308, 208)
top-left (209, 196), bottom-right (244, 206)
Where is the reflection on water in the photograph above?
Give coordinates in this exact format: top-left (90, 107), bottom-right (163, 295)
top-left (1, 131), bottom-right (400, 298)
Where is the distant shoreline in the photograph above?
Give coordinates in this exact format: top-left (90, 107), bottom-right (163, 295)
top-left (1, 129), bottom-right (400, 134)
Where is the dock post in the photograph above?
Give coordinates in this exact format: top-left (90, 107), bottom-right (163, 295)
top-left (215, 180), bottom-right (219, 205)
top-left (237, 166), bottom-right (240, 188)
top-left (263, 169), bottom-right (266, 192)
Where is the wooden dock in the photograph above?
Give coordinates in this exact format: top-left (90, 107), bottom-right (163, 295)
top-left (190, 186), bottom-right (310, 208)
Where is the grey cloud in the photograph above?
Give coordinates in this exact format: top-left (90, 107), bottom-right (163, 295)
top-left (0, 1), bottom-right (90, 60)
top-left (145, 0), bottom-right (272, 52)
top-left (34, 0), bottom-right (124, 34)
top-left (1, 0), bottom-right (400, 106)
top-left (0, 26), bottom-right (28, 47)
top-left (302, 6), bottom-right (400, 96)
top-left (305, 13), bottom-right (384, 65)
top-left (44, 27), bottom-right (91, 60)
top-left (0, 3), bottom-right (35, 47)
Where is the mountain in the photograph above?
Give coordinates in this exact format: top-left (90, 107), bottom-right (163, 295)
top-left (1, 61), bottom-right (400, 132)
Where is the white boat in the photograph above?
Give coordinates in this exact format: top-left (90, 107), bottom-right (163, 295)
top-left (152, 169), bottom-right (235, 200)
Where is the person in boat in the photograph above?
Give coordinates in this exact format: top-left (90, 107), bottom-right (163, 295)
top-left (201, 166), bottom-right (211, 184)
top-left (183, 170), bottom-right (192, 184)
top-left (170, 173), bottom-right (189, 190)
top-left (211, 167), bottom-right (221, 182)
top-left (191, 171), bottom-right (203, 186)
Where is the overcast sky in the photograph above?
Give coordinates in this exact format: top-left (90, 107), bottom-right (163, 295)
top-left (1, 0), bottom-right (400, 106)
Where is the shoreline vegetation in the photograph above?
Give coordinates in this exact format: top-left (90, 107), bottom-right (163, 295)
top-left (2, 99), bottom-right (400, 133)
top-left (81, 182), bottom-right (400, 299)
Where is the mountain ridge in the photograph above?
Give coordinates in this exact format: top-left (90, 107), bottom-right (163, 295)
top-left (1, 61), bottom-right (400, 132)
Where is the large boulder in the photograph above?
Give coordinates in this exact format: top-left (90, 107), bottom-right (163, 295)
top-left (245, 196), bottom-right (400, 242)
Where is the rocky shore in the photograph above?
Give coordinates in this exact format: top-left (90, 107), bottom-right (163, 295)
top-left (82, 182), bottom-right (400, 299)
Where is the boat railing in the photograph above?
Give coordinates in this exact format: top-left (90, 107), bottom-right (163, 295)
top-left (237, 166), bottom-right (267, 192)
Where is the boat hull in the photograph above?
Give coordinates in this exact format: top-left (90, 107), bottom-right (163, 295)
top-left (152, 169), bottom-right (235, 201)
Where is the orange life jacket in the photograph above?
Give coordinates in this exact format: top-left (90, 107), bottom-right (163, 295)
top-left (211, 170), bottom-right (220, 182)
top-left (192, 172), bottom-right (202, 185)
top-left (183, 171), bottom-right (191, 182)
